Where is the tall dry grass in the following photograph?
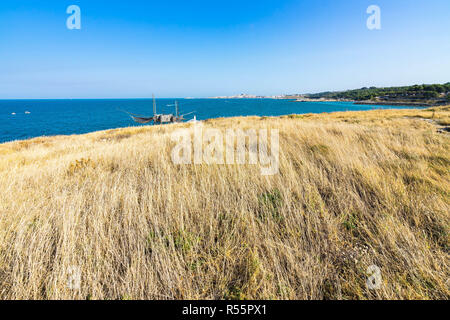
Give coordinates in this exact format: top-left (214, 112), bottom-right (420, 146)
top-left (0, 107), bottom-right (448, 300)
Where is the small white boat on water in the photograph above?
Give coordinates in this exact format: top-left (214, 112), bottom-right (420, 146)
top-left (187, 115), bottom-right (198, 123)
top-left (11, 112), bottom-right (16, 115)
top-left (25, 111), bottom-right (31, 114)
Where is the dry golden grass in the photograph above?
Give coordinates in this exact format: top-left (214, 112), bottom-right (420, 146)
top-left (0, 107), bottom-right (449, 300)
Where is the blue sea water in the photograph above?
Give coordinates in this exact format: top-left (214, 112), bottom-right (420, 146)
top-left (0, 99), bottom-right (422, 143)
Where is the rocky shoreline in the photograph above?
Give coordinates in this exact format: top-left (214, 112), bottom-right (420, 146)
top-left (353, 101), bottom-right (435, 106)
top-left (294, 98), bottom-right (444, 107)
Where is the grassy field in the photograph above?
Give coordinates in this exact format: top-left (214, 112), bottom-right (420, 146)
top-left (0, 106), bottom-right (448, 300)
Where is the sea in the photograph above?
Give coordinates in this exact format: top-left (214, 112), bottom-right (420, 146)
top-left (0, 99), bottom-right (423, 143)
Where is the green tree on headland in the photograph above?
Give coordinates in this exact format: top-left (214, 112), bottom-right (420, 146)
top-left (304, 83), bottom-right (450, 104)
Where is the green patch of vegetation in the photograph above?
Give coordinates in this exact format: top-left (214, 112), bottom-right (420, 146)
top-left (224, 285), bottom-right (246, 300)
top-left (146, 231), bottom-right (156, 246)
top-left (189, 258), bottom-right (206, 271)
top-left (305, 83), bottom-right (450, 103)
top-left (342, 212), bottom-right (358, 231)
top-left (161, 230), bottom-right (200, 253)
top-left (308, 144), bottom-right (330, 155)
top-left (172, 230), bottom-right (200, 253)
top-left (258, 189), bottom-right (284, 222)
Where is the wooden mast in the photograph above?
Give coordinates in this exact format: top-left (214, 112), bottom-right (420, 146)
top-left (153, 94), bottom-right (156, 116)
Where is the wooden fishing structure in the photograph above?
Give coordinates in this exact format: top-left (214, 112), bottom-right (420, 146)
top-left (122, 94), bottom-right (194, 125)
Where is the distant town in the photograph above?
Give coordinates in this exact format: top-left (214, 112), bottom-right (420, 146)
top-left (210, 93), bottom-right (285, 99)
top-left (210, 83), bottom-right (450, 106)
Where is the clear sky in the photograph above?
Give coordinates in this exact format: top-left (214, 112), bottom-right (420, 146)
top-left (0, 0), bottom-right (449, 98)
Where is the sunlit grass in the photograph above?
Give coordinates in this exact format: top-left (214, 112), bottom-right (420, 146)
top-left (0, 106), bottom-right (448, 300)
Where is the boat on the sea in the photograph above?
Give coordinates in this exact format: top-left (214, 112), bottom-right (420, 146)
top-left (122, 94), bottom-right (195, 125)
top-left (187, 115), bottom-right (198, 123)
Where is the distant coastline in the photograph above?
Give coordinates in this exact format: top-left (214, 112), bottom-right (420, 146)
top-left (285, 83), bottom-right (450, 107)
top-left (293, 97), bottom-right (437, 107)
top-left (352, 101), bottom-right (445, 107)
top-left (209, 93), bottom-right (284, 99)
top-left (209, 83), bottom-right (450, 106)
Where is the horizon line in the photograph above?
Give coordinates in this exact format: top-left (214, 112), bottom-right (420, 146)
top-left (1, 82), bottom-right (448, 100)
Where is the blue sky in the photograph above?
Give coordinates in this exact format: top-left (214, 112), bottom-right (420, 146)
top-left (0, 0), bottom-right (449, 98)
